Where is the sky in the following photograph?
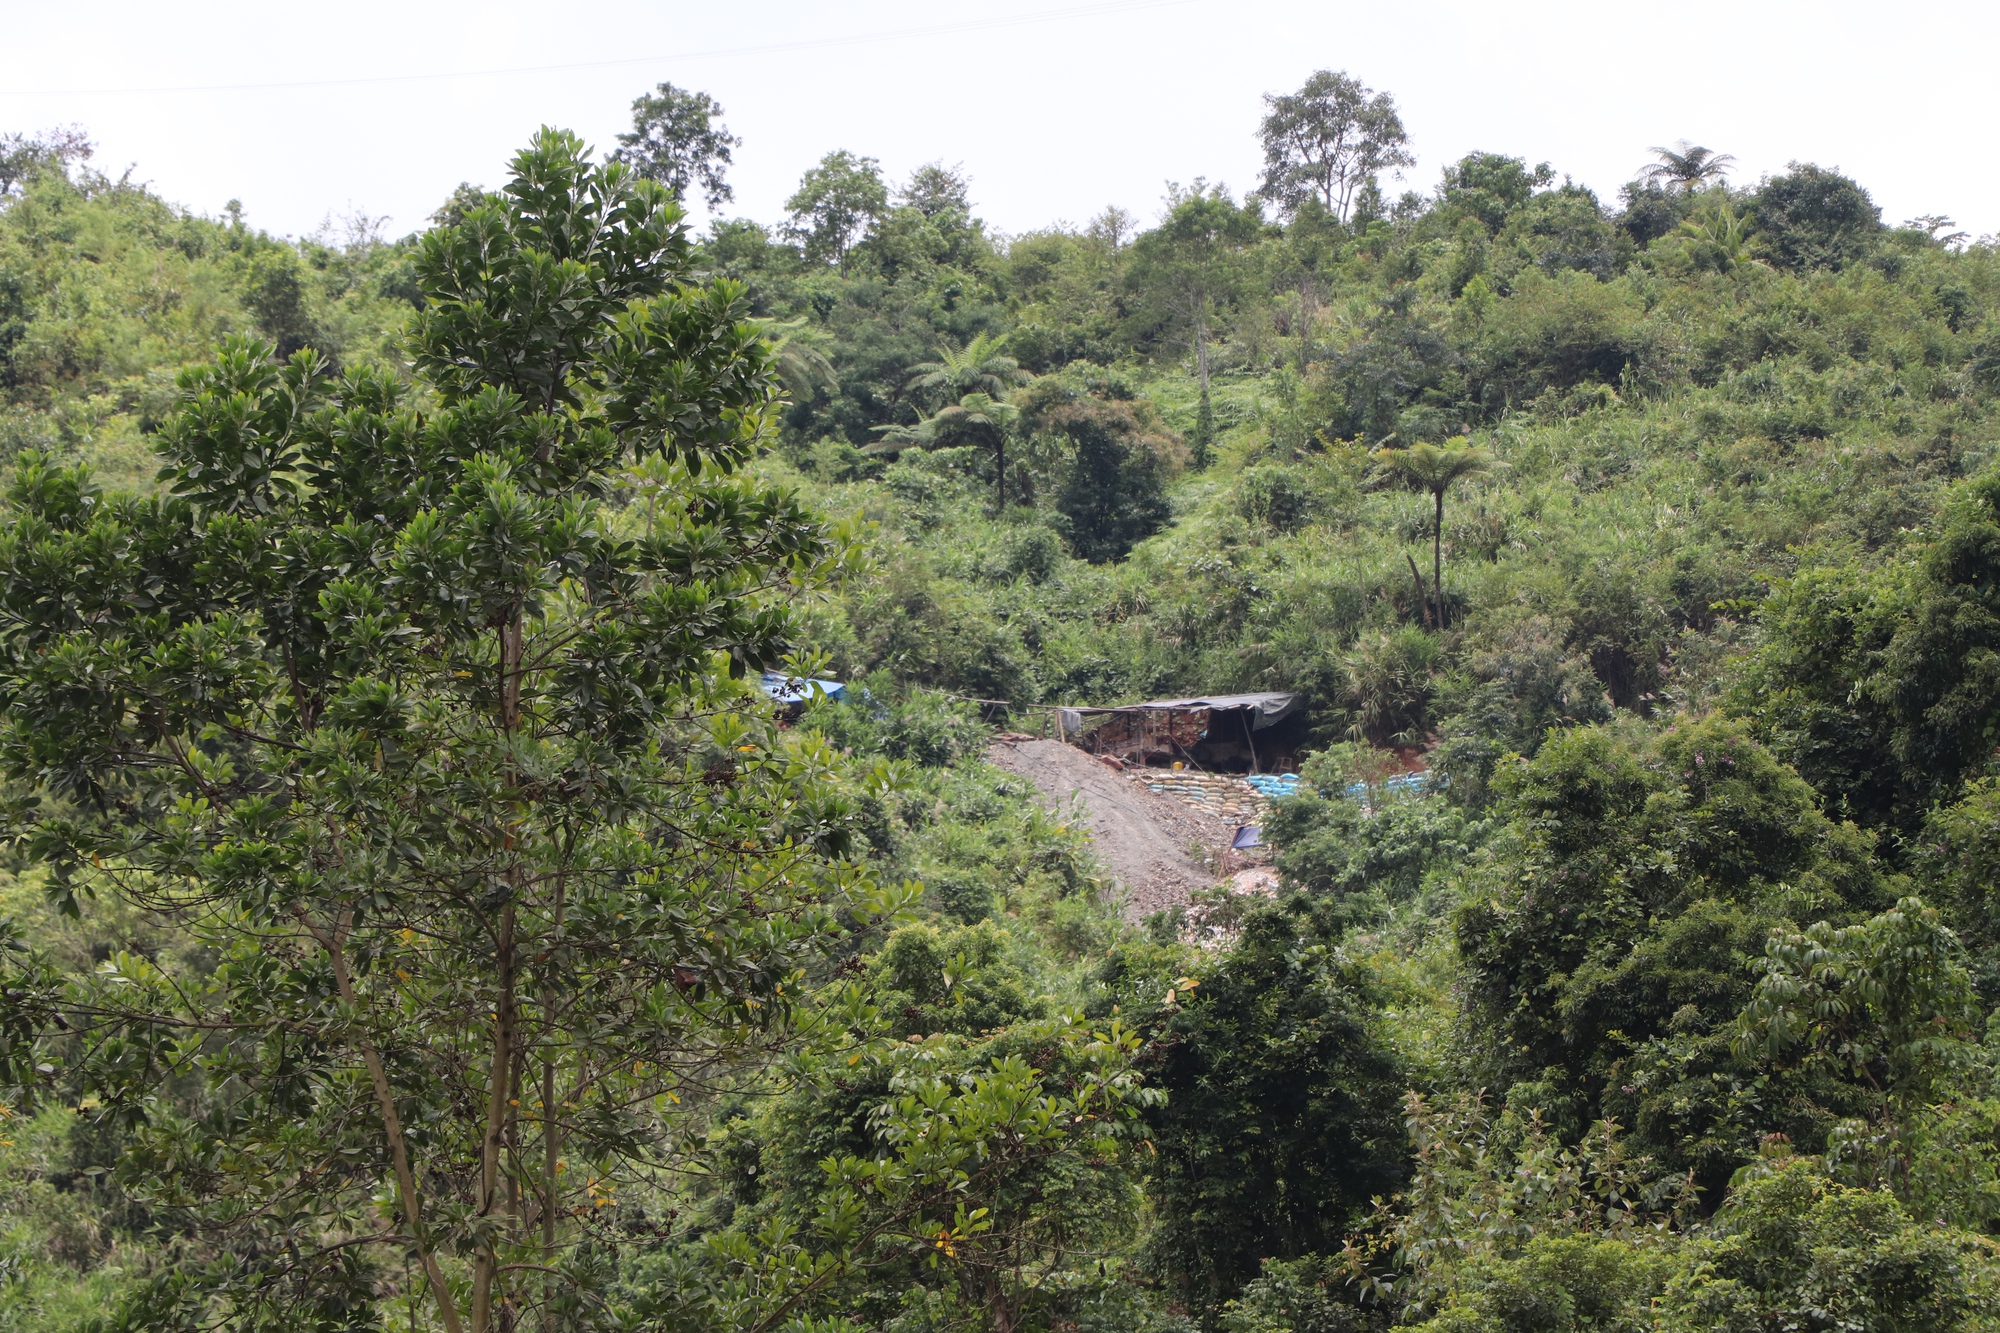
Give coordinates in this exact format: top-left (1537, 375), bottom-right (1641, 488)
top-left (1, 0), bottom-right (1986, 244)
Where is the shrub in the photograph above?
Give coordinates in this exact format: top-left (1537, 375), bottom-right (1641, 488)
top-left (1470, 271), bottom-right (1649, 410)
top-left (881, 690), bottom-right (988, 767)
top-left (1343, 627), bottom-right (1442, 745)
top-left (1661, 1159), bottom-right (1988, 1333)
top-left (1222, 1256), bottom-right (1381, 1333)
top-left (1236, 461), bottom-right (1344, 532)
top-left (1267, 792), bottom-right (1485, 906)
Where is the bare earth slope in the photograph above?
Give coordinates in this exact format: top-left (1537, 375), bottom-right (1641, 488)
top-left (987, 738), bottom-right (1232, 920)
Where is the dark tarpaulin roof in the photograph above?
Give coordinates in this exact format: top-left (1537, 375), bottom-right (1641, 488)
top-left (1135, 692), bottom-right (1302, 731)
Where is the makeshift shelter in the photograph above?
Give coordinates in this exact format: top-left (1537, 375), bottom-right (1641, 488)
top-left (759, 672), bottom-right (845, 718)
top-left (1058, 691), bottom-right (1305, 772)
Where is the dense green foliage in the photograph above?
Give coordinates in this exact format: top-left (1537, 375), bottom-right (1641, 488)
top-left (1142, 901), bottom-right (1405, 1309)
top-left (9, 62), bottom-right (2000, 1332)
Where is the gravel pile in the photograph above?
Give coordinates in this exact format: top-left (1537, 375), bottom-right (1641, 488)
top-left (986, 740), bottom-right (1234, 920)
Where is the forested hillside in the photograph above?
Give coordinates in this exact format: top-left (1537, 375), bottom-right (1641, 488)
top-left (5, 71), bottom-right (2000, 1332)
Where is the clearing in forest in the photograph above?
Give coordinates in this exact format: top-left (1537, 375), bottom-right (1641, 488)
top-left (986, 738), bottom-right (1235, 920)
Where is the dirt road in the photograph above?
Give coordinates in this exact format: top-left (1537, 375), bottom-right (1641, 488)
top-left (987, 738), bottom-right (1235, 920)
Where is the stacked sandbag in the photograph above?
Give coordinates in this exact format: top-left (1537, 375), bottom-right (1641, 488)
top-left (1128, 770), bottom-right (1278, 822)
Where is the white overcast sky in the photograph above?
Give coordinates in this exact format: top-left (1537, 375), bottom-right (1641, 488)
top-left (1, 0), bottom-right (1984, 243)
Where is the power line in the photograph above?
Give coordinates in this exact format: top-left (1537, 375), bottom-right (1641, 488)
top-left (0, 0), bottom-right (1197, 98)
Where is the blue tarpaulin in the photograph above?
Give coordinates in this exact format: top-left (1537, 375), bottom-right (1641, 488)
top-left (1345, 771), bottom-right (1432, 800)
top-left (759, 673), bottom-right (846, 706)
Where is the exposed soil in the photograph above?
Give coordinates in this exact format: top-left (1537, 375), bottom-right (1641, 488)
top-left (986, 738), bottom-right (1236, 920)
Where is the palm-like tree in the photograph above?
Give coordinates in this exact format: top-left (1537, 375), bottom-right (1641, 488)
top-left (868, 392), bottom-right (1022, 509)
top-left (1679, 193), bottom-right (1753, 270)
top-left (905, 332), bottom-right (1030, 407)
top-left (1371, 437), bottom-right (1495, 628)
top-left (758, 317), bottom-right (839, 404)
top-left (1639, 141), bottom-right (1736, 192)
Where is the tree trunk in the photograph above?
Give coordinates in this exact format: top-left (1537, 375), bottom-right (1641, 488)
top-left (1432, 489), bottom-right (1446, 629)
top-left (1405, 552), bottom-right (1432, 630)
top-left (472, 902), bottom-right (517, 1333)
top-left (507, 1040), bottom-right (526, 1240)
top-left (541, 1024), bottom-right (559, 1241)
top-left (476, 613), bottom-right (527, 1332)
top-left (1193, 304), bottom-right (1211, 398)
top-left (306, 909), bottom-right (466, 1333)
top-left (995, 433), bottom-right (1006, 512)
top-left (984, 1275), bottom-right (1021, 1333)
top-left (542, 878), bottom-right (565, 1257)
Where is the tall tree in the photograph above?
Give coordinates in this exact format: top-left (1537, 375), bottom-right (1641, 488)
top-left (786, 149), bottom-right (889, 270)
top-left (870, 391), bottom-right (1021, 510)
top-left (1750, 162), bottom-right (1884, 272)
top-left (1146, 901), bottom-right (1406, 1315)
top-left (1455, 717), bottom-right (1890, 1192)
top-left (1086, 204), bottom-right (1136, 248)
top-left (904, 331), bottom-right (1029, 408)
top-left (0, 124), bottom-right (92, 196)
top-left (897, 160), bottom-right (972, 217)
top-left (1371, 437), bottom-right (1494, 628)
top-left (1254, 70), bottom-right (1413, 223)
top-left (0, 129), bottom-right (899, 1332)
top-left (1732, 464), bottom-right (2000, 835)
top-left (613, 81), bottom-right (741, 210)
top-left (1123, 185), bottom-right (1263, 464)
top-left (1019, 374), bottom-right (1179, 562)
top-left (1638, 140), bottom-right (1736, 192)
top-left (1438, 151), bottom-right (1555, 234)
